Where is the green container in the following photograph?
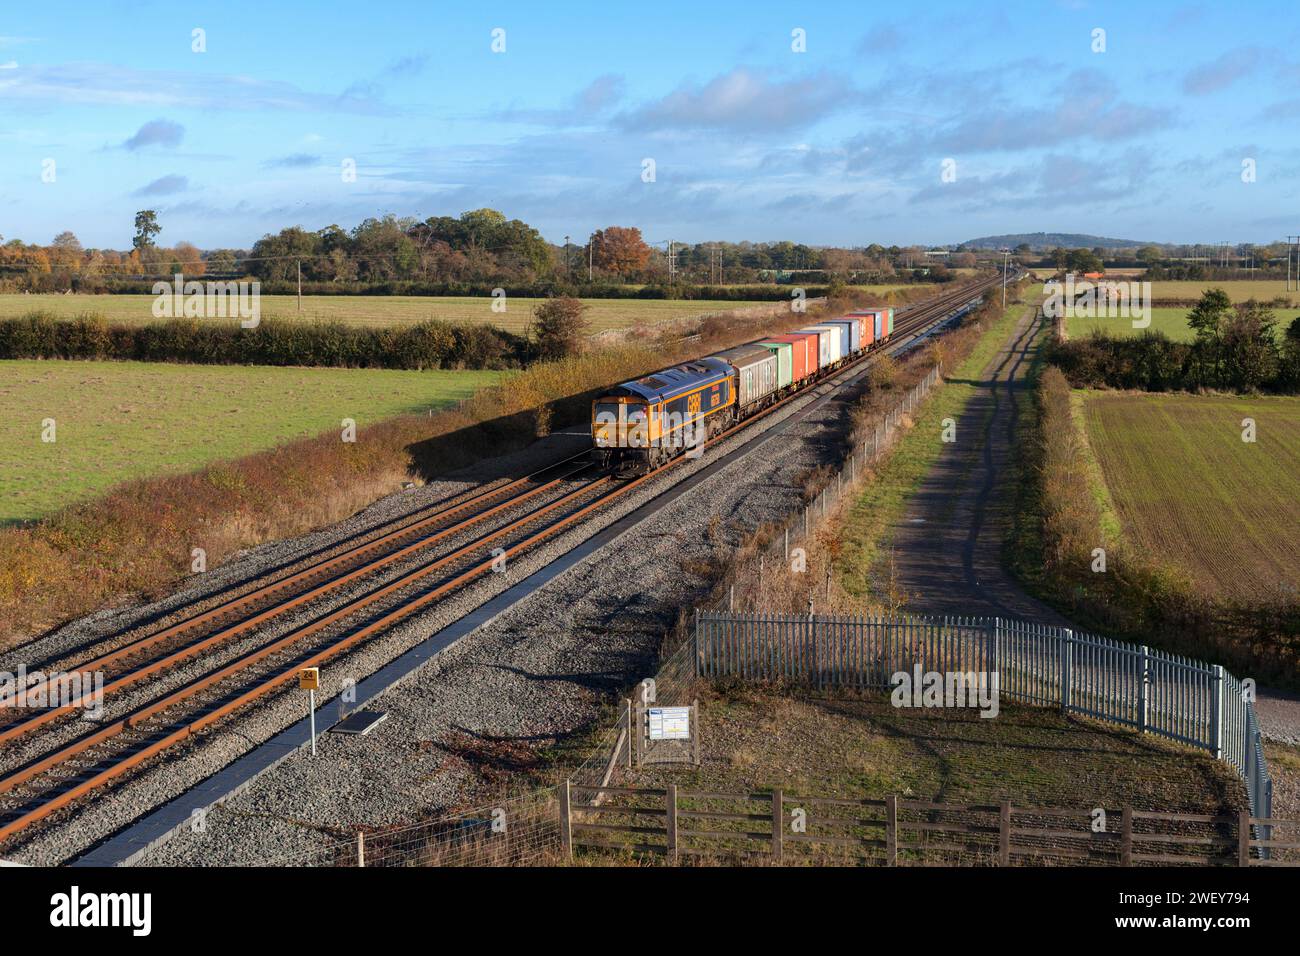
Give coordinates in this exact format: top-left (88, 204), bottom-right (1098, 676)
top-left (756, 341), bottom-right (793, 388)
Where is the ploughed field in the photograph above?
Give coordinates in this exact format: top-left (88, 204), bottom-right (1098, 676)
top-left (0, 359), bottom-right (502, 522)
top-left (0, 293), bottom-right (770, 333)
top-left (1082, 392), bottom-right (1300, 601)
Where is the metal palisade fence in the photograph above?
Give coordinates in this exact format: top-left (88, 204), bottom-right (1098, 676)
top-left (694, 610), bottom-right (1273, 824)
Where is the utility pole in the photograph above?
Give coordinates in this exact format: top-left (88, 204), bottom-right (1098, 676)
top-left (296, 258), bottom-right (302, 313)
top-left (588, 236), bottom-right (594, 282)
top-left (1001, 248), bottom-right (1010, 308)
top-left (1289, 235), bottom-right (1299, 292)
top-left (564, 234), bottom-right (570, 274)
top-left (668, 240), bottom-right (675, 284)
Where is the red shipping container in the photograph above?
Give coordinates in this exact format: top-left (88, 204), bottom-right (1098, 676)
top-left (847, 310), bottom-right (878, 347)
top-left (765, 332), bottom-right (817, 380)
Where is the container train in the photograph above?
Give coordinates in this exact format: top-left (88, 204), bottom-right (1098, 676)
top-left (591, 306), bottom-right (895, 473)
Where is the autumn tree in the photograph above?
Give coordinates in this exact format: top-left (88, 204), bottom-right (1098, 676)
top-left (590, 226), bottom-right (651, 276)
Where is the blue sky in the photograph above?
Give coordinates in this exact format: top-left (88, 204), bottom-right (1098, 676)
top-left (1, 0), bottom-right (1298, 249)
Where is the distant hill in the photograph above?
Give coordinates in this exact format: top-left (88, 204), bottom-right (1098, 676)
top-left (960, 233), bottom-right (1160, 251)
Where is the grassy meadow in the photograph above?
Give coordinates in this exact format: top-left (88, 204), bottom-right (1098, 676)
top-left (0, 360), bottom-right (502, 522)
top-left (1081, 391), bottom-right (1300, 601)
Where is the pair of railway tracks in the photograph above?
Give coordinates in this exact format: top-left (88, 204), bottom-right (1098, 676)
top-left (0, 273), bottom-right (1006, 851)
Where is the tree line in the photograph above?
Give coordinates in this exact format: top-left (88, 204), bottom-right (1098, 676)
top-left (0, 208), bottom-right (972, 294)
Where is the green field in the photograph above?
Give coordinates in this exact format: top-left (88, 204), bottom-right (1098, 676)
top-left (1066, 307), bottom-right (1193, 341)
top-left (0, 360), bottom-right (502, 522)
top-left (1082, 391), bottom-right (1300, 601)
top-left (0, 294), bottom-right (771, 333)
top-left (1039, 278), bottom-right (1297, 306)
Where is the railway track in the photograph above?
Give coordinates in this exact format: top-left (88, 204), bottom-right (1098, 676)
top-left (0, 273), bottom-right (1007, 849)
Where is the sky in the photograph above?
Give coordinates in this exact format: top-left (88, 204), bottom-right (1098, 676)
top-left (1, 0), bottom-right (1298, 250)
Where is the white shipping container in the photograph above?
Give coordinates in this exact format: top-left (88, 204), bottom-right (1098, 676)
top-left (801, 325), bottom-right (844, 363)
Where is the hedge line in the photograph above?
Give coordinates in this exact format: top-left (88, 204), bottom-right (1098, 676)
top-left (0, 312), bottom-right (528, 370)
top-left (1049, 332), bottom-right (1300, 393)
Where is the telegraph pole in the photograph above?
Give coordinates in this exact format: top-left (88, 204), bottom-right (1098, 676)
top-left (1001, 248), bottom-right (1010, 308)
top-left (296, 258), bottom-right (302, 313)
top-left (1289, 235), bottom-right (1299, 292)
top-left (564, 234), bottom-right (570, 274)
top-left (588, 237), bottom-right (594, 282)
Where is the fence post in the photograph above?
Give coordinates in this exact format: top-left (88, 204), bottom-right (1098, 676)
top-left (1120, 807), bottom-right (1132, 866)
top-left (666, 784), bottom-right (678, 862)
top-left (560, 779), bottom-right (572, 860)
top-left (1138, 645), bottom-right (1150, 734)
top-left (624, 699), bottom-right (634, 768)
top-left (1211, 665), bottom-right (1225, 759)
top-left (1238, 810), bottom-right (1252, 866)
top-left (998, 802), bottom-right (1011, 866)
top-left (784, 527), bottom-right (790, 563)
top-left (885, 794), bottom-right (898, 866)
top-left (771, 788), bottom-right (784, 863)
top-left (691, 698), bottom-right (701, 766)
top-left (634, 703), bottom-right (643, 768)
top-left (356, 830), bottom-right (366, 868)
top-left (1060, 629), bottom-right (1073, 715)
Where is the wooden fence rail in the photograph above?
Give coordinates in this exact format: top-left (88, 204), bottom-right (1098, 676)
top-left (561, 782), bottom-right (1300, 867)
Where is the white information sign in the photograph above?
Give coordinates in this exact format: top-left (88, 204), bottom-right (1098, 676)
top-left (647, 706), bottom-right (691, 741)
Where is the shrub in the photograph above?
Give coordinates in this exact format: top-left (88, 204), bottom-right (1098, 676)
top-left (531, 296), bottom-right (589, 361)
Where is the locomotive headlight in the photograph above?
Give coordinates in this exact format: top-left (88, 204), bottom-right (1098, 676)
top-left (593, 403), bottom-right (620, 447)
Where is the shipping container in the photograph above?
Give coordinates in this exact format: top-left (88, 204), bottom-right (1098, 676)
top-left (708, 344), bottom-right (780, 408)
top-left (765, 332), bottom-right (817, 380)
top-left (885, 307), bottom-right (895, 337)
top-left (825, 318), bottom-right (861, 354)
top-left (754, 340), bottom-right (794, 389)
top-left (800, 325), bottom-right (844, 364)
top-left (849, 308), bottom-right (886, 345)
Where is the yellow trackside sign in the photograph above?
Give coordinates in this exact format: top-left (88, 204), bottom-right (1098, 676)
top-left (298, 667), bottom-right (320, 691)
